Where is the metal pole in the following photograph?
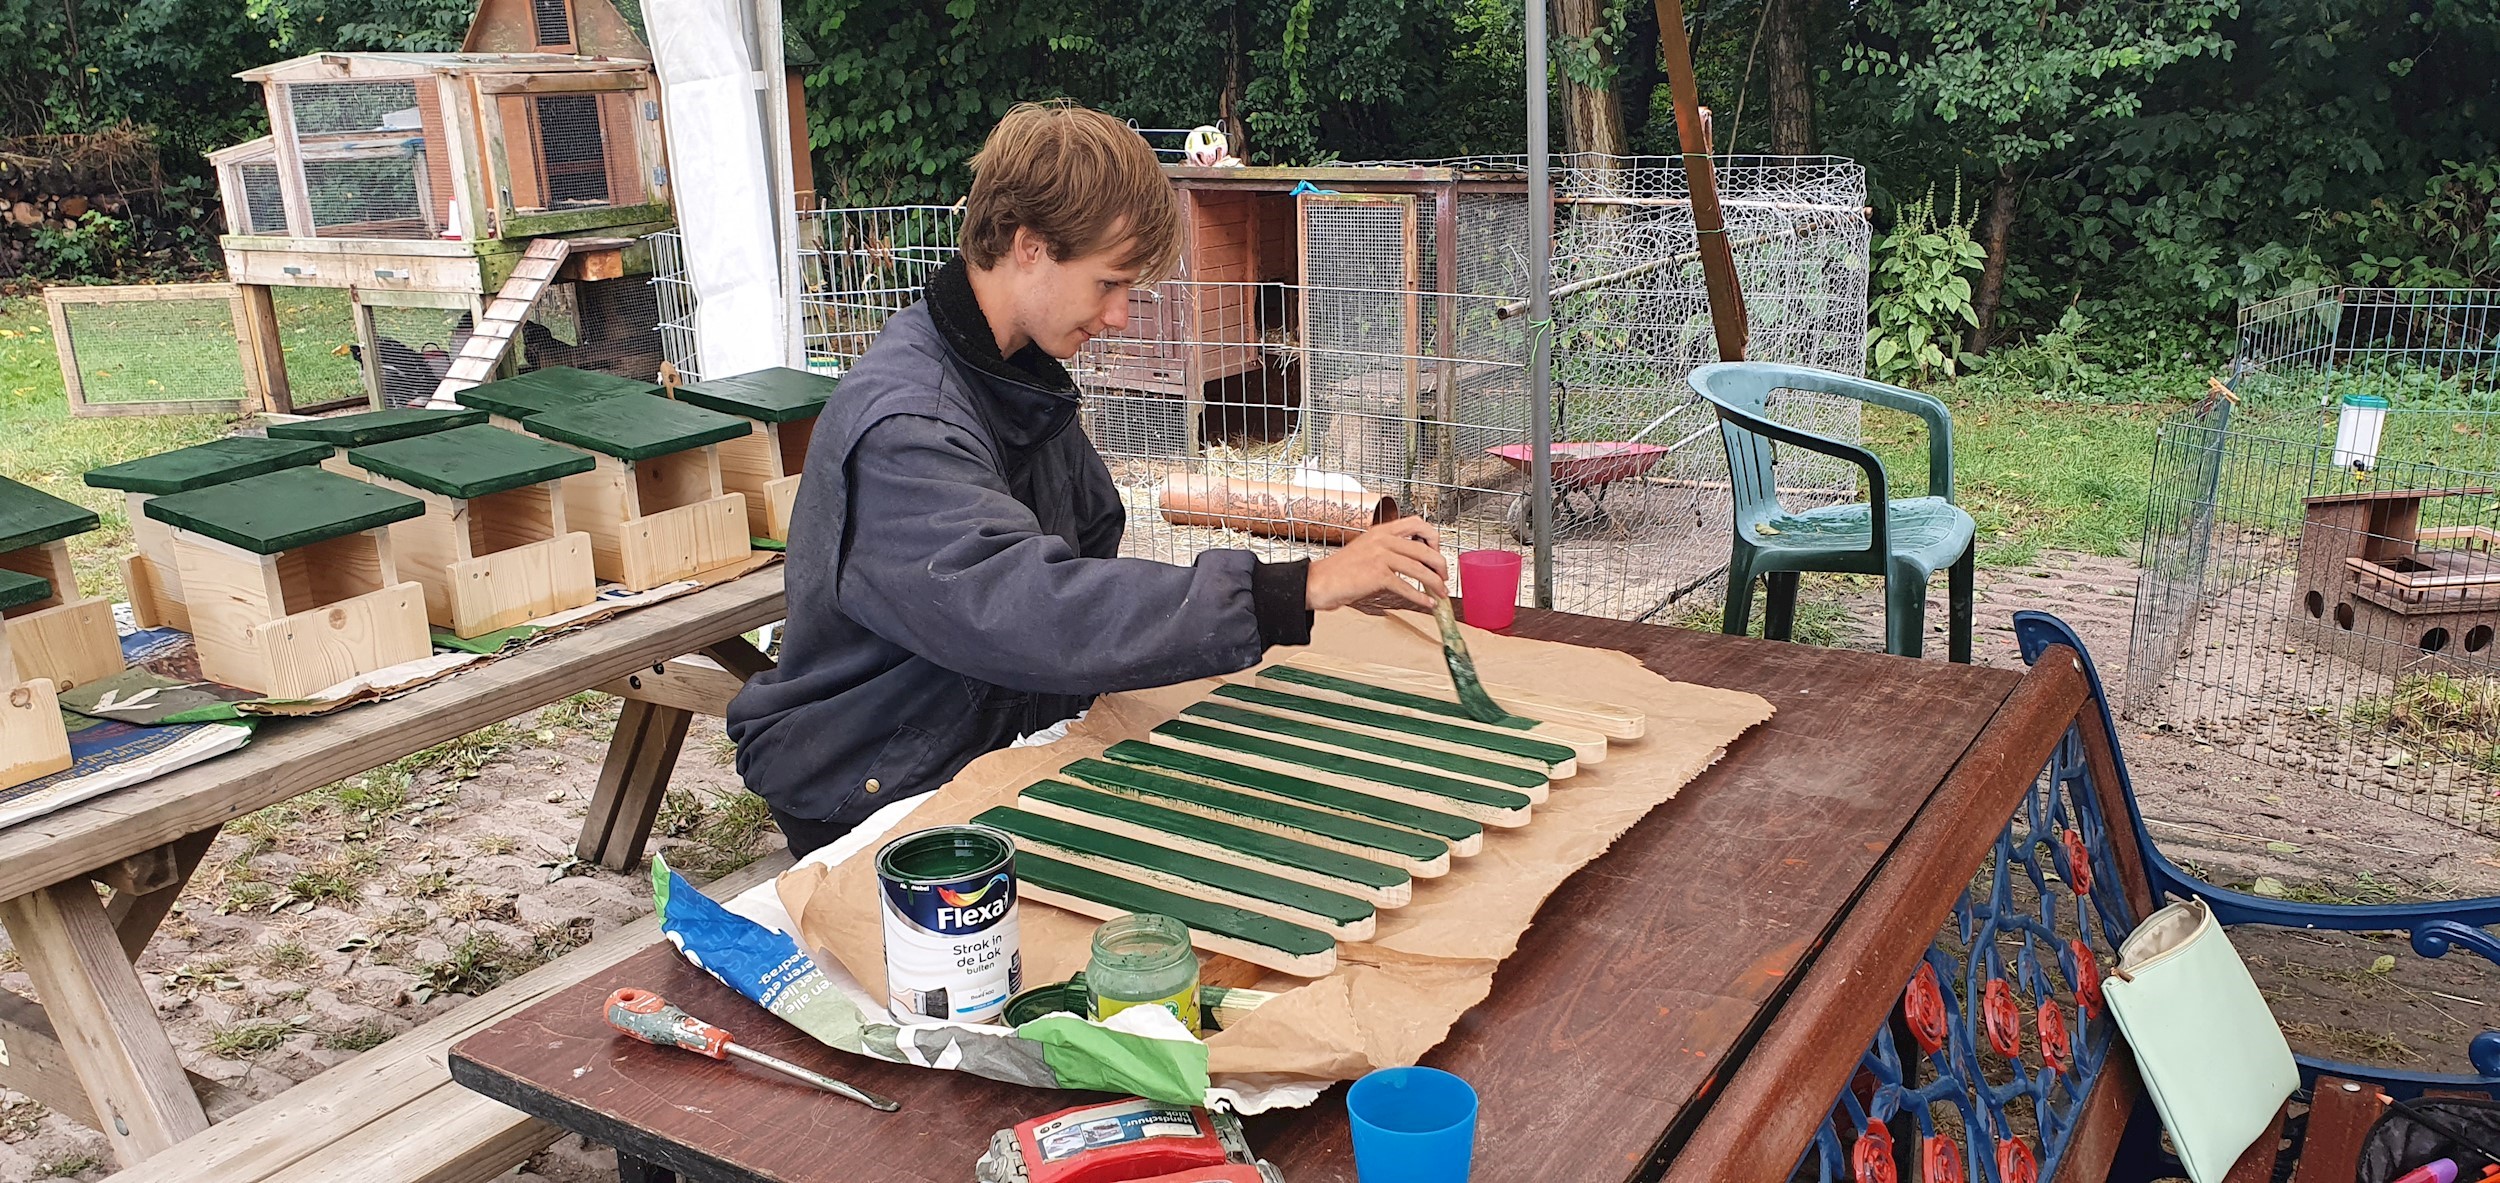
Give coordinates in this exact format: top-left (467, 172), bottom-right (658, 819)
top-left (1526, 0), bottom-right (1557, 609)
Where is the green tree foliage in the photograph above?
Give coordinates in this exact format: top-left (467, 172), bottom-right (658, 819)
top-left (1868, 184), bottom-right (1984, 382)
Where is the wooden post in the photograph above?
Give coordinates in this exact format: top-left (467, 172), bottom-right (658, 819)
top-left (1650, 0), bottom-right (1747, 361)
top-left (0, 880), bottom-right (211, 1163)
top-left (576, 698), bottom-right (691, 871)
top-left (265, 81), bottom-right (317, 239)
top-left (1434, 181), bottom-right (1460, 516)
top-left (235, 284), bottom-right (293, 415)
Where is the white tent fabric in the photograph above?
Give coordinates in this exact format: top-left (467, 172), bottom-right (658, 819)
top-left (645, 0), bottom-right (785, 379)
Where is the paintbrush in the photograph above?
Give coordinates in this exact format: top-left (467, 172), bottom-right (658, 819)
top-left (1371, 497), bottom-right (1507, 723)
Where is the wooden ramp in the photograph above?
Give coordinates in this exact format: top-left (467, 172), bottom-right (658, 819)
top-left (104, 850), bottom-right (791, 1183)
top-left (424, 238), bottom-right (572, 409)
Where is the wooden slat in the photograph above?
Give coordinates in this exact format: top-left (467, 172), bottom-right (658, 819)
top-left (594, 655), bottom-right (743, 717)
top-left (574, 698), bottom-right (689, 871)
top-left (104, 851), bottom-right (793, 1183)
top-left (1657, 653), bottom-right (2090, 1183)
top-left (7, 597), bottom-right (122, 691)
top-left (2290, 1077), bottom-right (2380, 1183)
top-left (426, 238), bottom-right (571, 407)
top-left (1, 678), bottom-right (73, 790)
top-left (0, 566), bottom-right (789, 905)
top-left (0, 989), bottom-right (253, 1131)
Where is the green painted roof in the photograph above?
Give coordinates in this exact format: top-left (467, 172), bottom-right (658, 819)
top-left (0, 566), bottom-right (52, 613)
top-left (144, 468), bottom-right (425, 555)
top-left (348, 425), bottom-right (595, 500)
top-left (0, 474), bottom-right (99, 554)
top-left (672, 367), bottom-right (835, 423)
top-left (454, 367), bottom-right (661, 421)
top-left (268, 407), bottom-right (490, 449)
top-left (522, 392), bottom-right (749, 461)
top-left (84, 437), bottom-right (332, 496)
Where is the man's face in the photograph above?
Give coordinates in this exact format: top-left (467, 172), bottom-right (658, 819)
top-left (1006, 225), bottom-right (1142, 359)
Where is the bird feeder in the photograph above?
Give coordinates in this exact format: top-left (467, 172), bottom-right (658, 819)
top-left (518, 392), bottom-right (752, 589)
top-left (668, 367), bottom-right (833, 542)
top-left (83, 436), bottom-right (334, 632)
top-left (0, 476), bottom-right (124, 698)
top-left (347, 424), bottom-right (598, 637)
top-left (268, 405), bottom-right (489, 474)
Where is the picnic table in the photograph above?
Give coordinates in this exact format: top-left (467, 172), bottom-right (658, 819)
top-left (445, 606), bottom-right (2142, 1183)
top-left (0, 565), bottom-right (790, 1166)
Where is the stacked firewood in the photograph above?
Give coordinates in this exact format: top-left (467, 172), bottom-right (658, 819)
top-left (0, 124), bottom-right (161, 278)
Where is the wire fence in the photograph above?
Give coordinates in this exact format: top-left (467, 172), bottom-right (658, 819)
top-left (650, 156), bottom-right (1871, 622)
top-left (2128, 287), bottom-right (2500, 834)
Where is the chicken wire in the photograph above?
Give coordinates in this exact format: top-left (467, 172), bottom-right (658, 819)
top-left (360, 304), bottom-right (470, 408)
top-left (2128, 286), bottom-right (2500, 834)
top-left (287, 81), bottom-right (437, 238)
top-left (648, 155), bottom-right (1871, 622)
top-left (49, 288), bottom-right (247, 414)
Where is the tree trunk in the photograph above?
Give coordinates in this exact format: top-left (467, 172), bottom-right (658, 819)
top-left (1219, 2), bottom-right (1248, 158)
top-left (1968, 165), bottom-right (2022, 354)
top-left (1764, 0), bottom-right (1813, 155)
top-left (1553, 0), bottom-right (1628, 158)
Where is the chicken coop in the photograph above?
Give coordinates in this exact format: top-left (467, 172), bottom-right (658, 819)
top-left (202, 0), bottom-right (678, 412)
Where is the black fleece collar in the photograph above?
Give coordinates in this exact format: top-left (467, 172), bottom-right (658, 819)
top-left (925, 258), bottom-right (1083, 451)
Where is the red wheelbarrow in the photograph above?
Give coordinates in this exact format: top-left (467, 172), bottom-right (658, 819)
top-left (1486, 440), bottom-right (1671, 541)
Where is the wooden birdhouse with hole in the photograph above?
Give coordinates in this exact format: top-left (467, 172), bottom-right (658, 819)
top-left (2297, 486), bottom-right (2500, 672)
top-left (143, 469), bottom-right (433, 698)
top-left (83, 436), bottom-right (335, 633)
top-left (0, 476), bottom-right (125, 699)
top-left (346, 424), bottom-right (599, 637)
top-left (667, 367), bottom-right (833, 542)
top-left (0, 570), bottom-right (74, 792)
top-left (515, 391), bottom-right (752, 589)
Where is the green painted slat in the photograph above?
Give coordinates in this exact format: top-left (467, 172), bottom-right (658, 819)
top-left (83, 437), bottom-right (332, 496)
top-left (347, 425), bottom-right (595, 500)
top-left (521, 392), bottom-right (751, 461)
top-left (1013, 851), bottom-right (1335, 958)
top-left (975, 807), bottom-right (1372, 926)
top-left (0, 567), bottom-right (52, 612)
top-left (1211, 683), bottom-right (1576, 766)
top-left (1181, 701), bottom-right (1548, 788)
top-left (454, 367), bottom-right (660, 420)
top-left (0, 474), bottom-right (98, 555)
top-left (672, 367), bottom-right (835, 423)
top-left (1059, 758), bottom-right (1451, 863)
top-left (1019, 779), bottom-right (1409, 891)
top-left (1259, 665), bottom-right (1540, 730)
top-left (143, 468), bottom-right (425, 555)
top-left (1098, 743), bottom-right (1482, 844)
top-left (267, 407), bottom-right (489, 448)
top-left (1152, 721), bottom-right (1533, 812)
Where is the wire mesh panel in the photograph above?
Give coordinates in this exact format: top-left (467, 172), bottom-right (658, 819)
top-left (533, 94), bottom-right (612, 207)
top-left (273, 287), bottom-right (369, 410)
top-left (287, 81), bottom-right (437, 239)
top-left (44, 284), bottom-right (249, 416)
top-left (2127, 287), bottom-right (2500, 834)
top-left (239, 162), bottom-right (288, 235)
top-left (360, 302), bottom-right (470, 408)
top-left (799, 206), bottom-right (963, 366)
top-left (522, 278), bottom-right (665, 382)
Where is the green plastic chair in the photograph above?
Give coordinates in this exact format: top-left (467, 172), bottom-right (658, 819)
top-left (1687, 361), bottom-right (1976, 661)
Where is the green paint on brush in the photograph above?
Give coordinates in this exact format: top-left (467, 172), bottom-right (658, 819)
top-left (1058, 758), bottom-right (1453, 863)
top-left (1019, 779), bottom-right (1410, 891)
top-left (1260, 665), bottom-right (1540, 730)
top-left (1097, 744), bottom-right (1483, 845)
top-left (1434, 597), bottom-right (1508, 722)
top-left (1211, 683), bottom-right (1576, 767)
top-left (1014, 851), bottom-right (1336, 957)
top-left (1153, 720), bottom-right (1533, 813)
top-left (1180, 701), bottom-right (1548, 788)
top-left (975, 807), bottom-right (1374, 926)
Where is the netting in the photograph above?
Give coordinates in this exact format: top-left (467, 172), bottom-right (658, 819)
top-left (361, 303), bottom-right (471, 408)
top-left (648, 157), bottom-right (1871, 621)
top-left (50, 288), bottom-right (246, 413)
top-left (520, 277), bottom-right (665, 382)
top-left (286, 81), bottom-right (440, 239)
top-left (2127, 286), bottom-right (2500, 835)
top-left (534, 94), bottom-right (613, 208)
top-left (532, 0), bottom-right (572, 46)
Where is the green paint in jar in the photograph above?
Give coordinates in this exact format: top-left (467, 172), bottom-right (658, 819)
top-left (1085, 913), bottom-right (1201, 1035)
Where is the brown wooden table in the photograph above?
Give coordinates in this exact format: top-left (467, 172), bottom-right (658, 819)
top-left (447, 607), bottom-right (2108, 1183)
top-left (0, 565), bottom-right (787, 1166)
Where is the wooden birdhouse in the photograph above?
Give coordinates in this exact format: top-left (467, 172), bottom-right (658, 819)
top-left (454, 365), bottom-right (660, 430)
top-left (144, 468), bottom-right (432, 697)
top-left (0, 476), bottom-right (124, 698)
top-left (518, 392), bottom-right (752, 589)
top-left (0, 570), bottom-right (73, 792)
top-left (347, 424), bottom-right (598, 637)
top-left (83, 436), bottom-right (334, 632)
top-left (2297, 486), bottom-right (2500, 671)
top-left (268, 406), bottom-right (490, 474)
top-left (668, 367), bottom-right (832, 542)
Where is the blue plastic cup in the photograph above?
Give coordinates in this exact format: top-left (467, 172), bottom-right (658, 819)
top-left (1347, 1066), bottom-right (1478, 1182)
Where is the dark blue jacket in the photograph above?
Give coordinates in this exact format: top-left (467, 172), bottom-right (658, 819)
top-left (725, 260), bottom-right (1309, 831)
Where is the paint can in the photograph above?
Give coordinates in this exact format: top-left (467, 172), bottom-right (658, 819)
top-left (876, 823), bottom-right (1021, 1024)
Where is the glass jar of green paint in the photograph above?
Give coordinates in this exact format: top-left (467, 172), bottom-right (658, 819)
top-left (1086, 913), bottom-right (1202, 1035)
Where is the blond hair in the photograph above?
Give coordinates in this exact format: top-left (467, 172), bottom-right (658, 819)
top-left (963, 101), bottom-right (1181, 282)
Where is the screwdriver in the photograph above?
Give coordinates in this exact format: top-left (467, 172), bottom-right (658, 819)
top-left (603, 987), bottom-right (901, 1112)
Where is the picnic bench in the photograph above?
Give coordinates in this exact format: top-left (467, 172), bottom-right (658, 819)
top-left (2, 565), bottom-right (789, 1170)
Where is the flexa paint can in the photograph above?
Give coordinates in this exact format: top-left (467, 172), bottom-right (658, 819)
top-left (876, 824), bottom-right (1021, 1024)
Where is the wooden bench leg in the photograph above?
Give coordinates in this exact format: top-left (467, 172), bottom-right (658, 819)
top-left (101, 827), bottom-right (220, 962)
top-left (616, 1152), bottom-right (680, 1183)
top-left (0, 880), bottom-right (209, 1164)
top-left (2291, 1076), bottom-right (2381, 1183)
top-left (578, 698), bottom-right (692, 872)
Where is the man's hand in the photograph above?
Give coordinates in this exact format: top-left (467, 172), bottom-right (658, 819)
top-left (1307, 518), bottom-right (1448, 611)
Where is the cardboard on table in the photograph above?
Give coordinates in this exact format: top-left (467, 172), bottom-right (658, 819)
top-left (776, 609), bottom-right (1774, 1083)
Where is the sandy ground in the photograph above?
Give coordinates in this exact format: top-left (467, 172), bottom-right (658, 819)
top-left (1, 550), bottom-right (2493, 1179)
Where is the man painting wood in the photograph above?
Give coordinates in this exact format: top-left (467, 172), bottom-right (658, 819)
top-left (728, 102), bottom-right (1446, 855)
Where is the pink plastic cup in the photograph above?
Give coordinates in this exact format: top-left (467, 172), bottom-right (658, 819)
top-left (1457, 550), bottom-right (1522, 631)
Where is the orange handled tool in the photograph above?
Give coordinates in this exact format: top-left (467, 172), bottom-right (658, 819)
top-left (603, 987), bottom-right (900, 1112)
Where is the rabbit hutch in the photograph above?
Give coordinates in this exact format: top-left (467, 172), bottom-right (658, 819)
top-left (205, 0), bottom-right (685, 412)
